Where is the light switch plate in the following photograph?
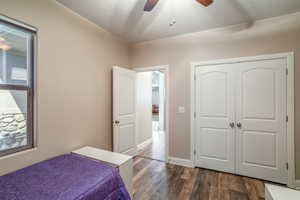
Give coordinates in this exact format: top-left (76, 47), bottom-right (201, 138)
top-left (178, 106), bottom-right (185, 113)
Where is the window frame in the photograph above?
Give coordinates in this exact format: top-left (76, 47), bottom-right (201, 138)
top-left (0, 17), bottom-right (36, 157)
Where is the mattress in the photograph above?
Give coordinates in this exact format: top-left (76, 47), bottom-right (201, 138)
top-left (0, 154), bottom-right (131, 200)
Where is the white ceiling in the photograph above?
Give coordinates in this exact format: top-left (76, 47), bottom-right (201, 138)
top-left (56, 0), bottom-right (300, 43)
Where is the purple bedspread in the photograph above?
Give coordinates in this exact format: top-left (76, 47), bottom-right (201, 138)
top-left (0, 154), bottom-right (131, 200)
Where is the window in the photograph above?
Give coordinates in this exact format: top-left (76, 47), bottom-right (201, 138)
top-left (0, 17), bottom-right (35, 157)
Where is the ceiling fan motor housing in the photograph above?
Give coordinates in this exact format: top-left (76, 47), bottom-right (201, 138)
top-left (196, 0), bottom-right (214, 7)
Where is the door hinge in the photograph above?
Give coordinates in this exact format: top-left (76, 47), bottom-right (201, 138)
top-left (194, 112), bottom-right (196, 118)
top-left (286, 162), bottom-right (289, 170)
top-left (286, 115), bottom-right (289, 122)
top-left (286, 68), bottom-right (288, 75)
top-left (194, 149), bottom-right (196, 155)
top-left (194, 75), bottom-right (196, 81)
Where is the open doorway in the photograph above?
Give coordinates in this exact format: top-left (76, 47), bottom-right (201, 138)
top-left (135, 67), bottom-right (168, 162)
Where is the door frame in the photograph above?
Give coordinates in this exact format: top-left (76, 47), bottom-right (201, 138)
top-left (133, 65), bottom-right (170, 162)
top-left (190, 52), bottom-right (295, 188)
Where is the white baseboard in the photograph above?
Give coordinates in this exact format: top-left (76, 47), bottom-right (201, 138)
top-left (137, 138), bottom-right (152, 149)
top-left (168, 157), bottom-right (194, 168)
top-left (296, 180), bottom-right (300, 190)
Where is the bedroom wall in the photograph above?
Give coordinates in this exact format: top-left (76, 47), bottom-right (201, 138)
top-left (0, 0), bottom-right (129, 175)
top-left (130, 12), bottom-right (300, 178)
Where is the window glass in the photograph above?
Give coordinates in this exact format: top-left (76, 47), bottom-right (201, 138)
top-left (0, 18), bottom-right (35, 157)
top-left (0, 89), bottom-right (28, 151)
top-left (0, 23), bottom-right (32, 86)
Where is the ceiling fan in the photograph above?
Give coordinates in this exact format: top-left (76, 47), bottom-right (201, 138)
top-left (144, 0), bottom-right (213, 12)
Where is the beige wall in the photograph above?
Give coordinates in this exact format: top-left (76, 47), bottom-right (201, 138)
top-left (0, 0), bottom-right (129, 175)
top-left (130, 13), bottom-right (300, 178)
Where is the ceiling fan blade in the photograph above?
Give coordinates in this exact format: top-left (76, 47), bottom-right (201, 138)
top-left (195, 0), bottom-right (214, 7)
top-left (144, 0), bottom-right (159, 12)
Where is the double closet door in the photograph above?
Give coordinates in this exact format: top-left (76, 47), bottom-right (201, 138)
top-left (195, 58), bottom-right (288, 184)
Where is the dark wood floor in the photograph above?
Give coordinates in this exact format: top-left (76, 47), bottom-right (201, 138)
top-left (133, 157), bottom-right (266, 200)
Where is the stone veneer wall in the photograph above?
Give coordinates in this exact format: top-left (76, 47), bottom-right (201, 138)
top-left (0, 113), bottom-right (27, 151)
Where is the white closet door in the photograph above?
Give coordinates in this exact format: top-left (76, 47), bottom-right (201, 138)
top-left (195, 64), bottom-right (235, 173)
top-left (235, 59), bottom-right (288, 184)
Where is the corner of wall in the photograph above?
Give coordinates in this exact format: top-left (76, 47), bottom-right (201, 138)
top-left (296, 180), bottom-right (300, 190)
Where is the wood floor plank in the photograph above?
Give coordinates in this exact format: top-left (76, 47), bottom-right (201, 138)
top-left (190, 169), bottom-right (211, 200)
top-left (227, 173), bottom-right (248, 193)
top-left (243, 177), bottom-right (265, 200)
top-left (229, 190), bottom-right (249, 200)
top-left (134, 156), bottom-right (267, 200)
top-left (217, 187), bottom-right (231, 200)
top-left (178, 168), bottom-right (198, 200)
top-left (169, 165), bottom-right (186, 198)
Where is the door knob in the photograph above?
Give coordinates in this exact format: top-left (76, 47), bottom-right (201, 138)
top-left (229, 122), bottom-right (235, 128)
top-left (114, 120), bottom-right (120, 125)
top-left (237, 122), bottom-right (242, 128)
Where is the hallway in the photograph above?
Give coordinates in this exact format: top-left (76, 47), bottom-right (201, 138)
top-left (138, 121), bottom-right (165, 161)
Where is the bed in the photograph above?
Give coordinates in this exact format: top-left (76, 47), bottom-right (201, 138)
top-left (0, 154), bottom-right (131, 200)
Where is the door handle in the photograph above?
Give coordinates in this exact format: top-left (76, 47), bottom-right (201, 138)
top-left (114, 120), bottom-right (120, 125)
top-left (229, 122), bottom-right (235, 128)
top-left (237, 122), bottom-right (242, 128)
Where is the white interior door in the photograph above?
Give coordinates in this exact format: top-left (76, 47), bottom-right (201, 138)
top-left (113, 66), bottom-right (137, 156)
top-left (195, 64), bottom-right (235, 173)
top-left (235, 59), bottom-right (288, 184)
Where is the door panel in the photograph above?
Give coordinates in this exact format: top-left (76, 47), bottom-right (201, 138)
top-left (200, 128), bottom-right (228, 160)
top-left (195, 65), bottom-right (235, 173)
top-left (199, 72), bottom-right (227, 117)
top-left (113, 66), bottom-right (137, 156)
top-left (235, 59), bottom-right (287, 184)
top-left (243, 69), bottom-right (276, 120)
top-left (119, 75), bottom-right (135, 115)
top-left (118, 124), bottom-right (135, 152)
top-left (242, 131), bottom-right (276, 167)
